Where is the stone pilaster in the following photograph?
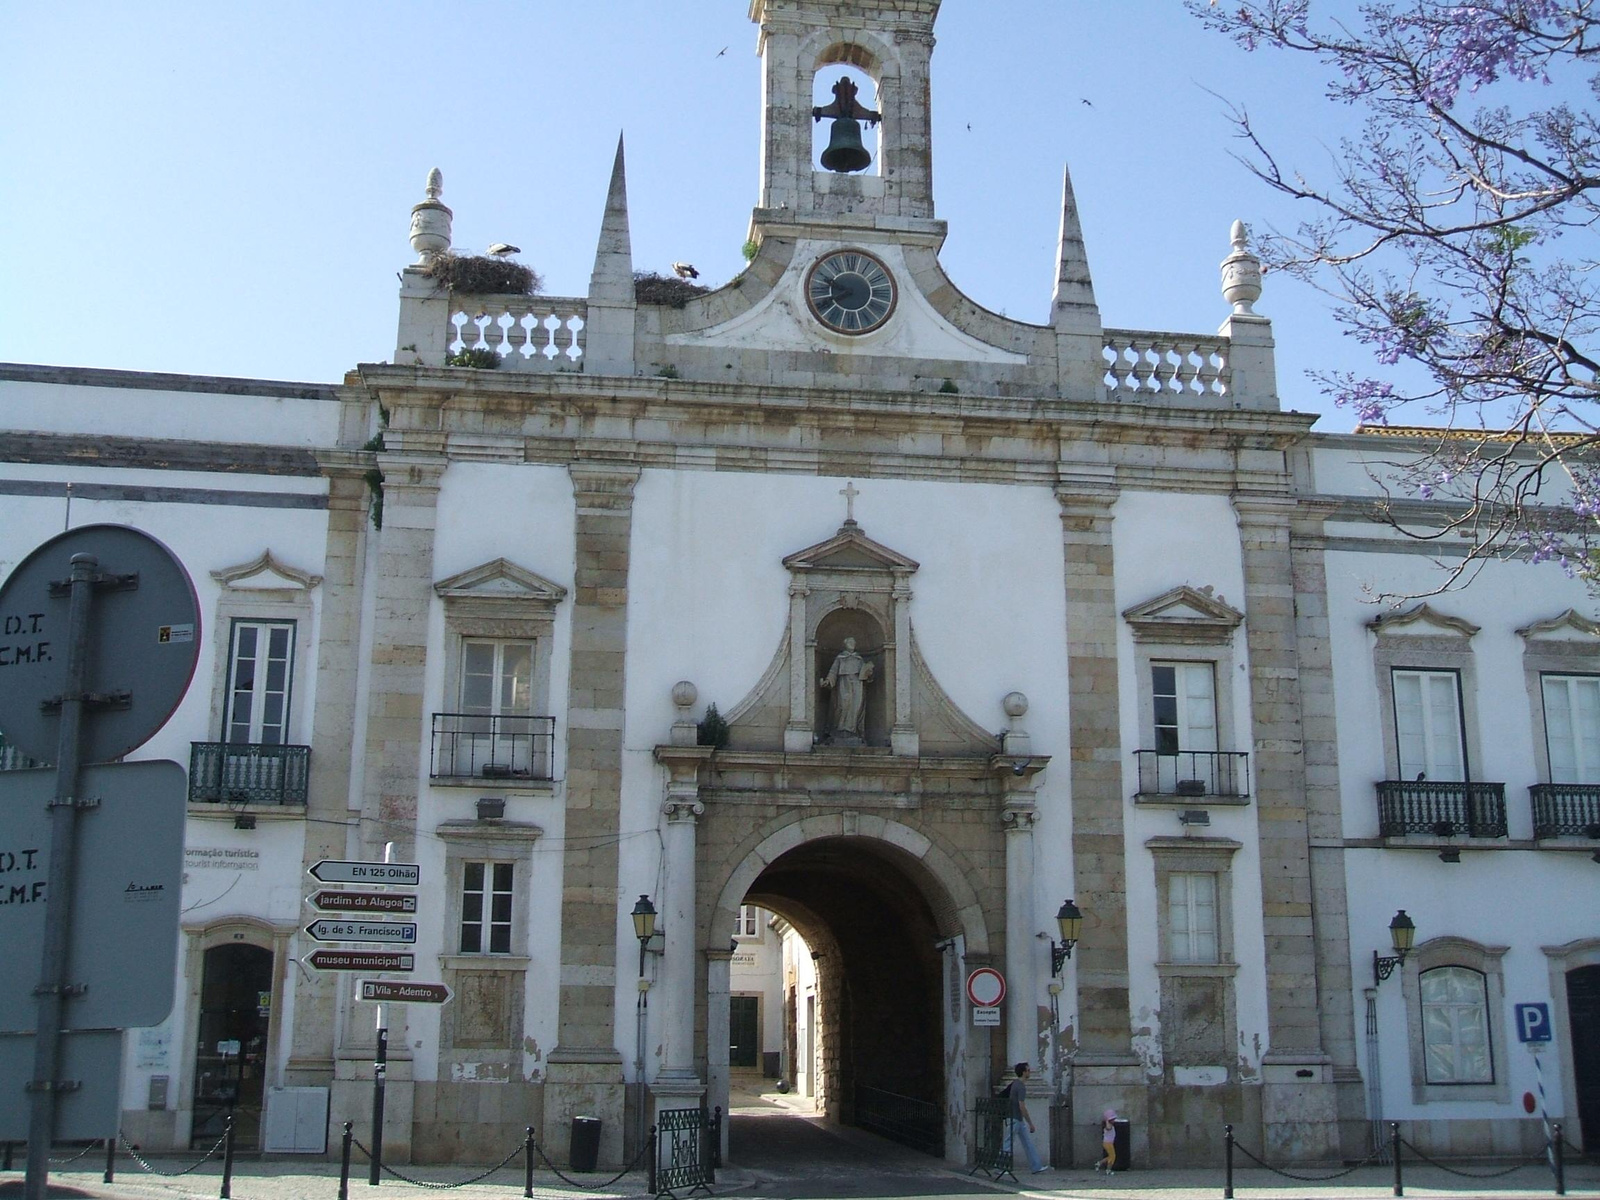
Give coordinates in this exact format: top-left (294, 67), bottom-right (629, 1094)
top-left (1233, 496), bottom-right (1337, 1159)
top-left (1291, 510), bottom-right (1365, 1154)
top-left (287, 466), bottom-right (370, 1085)
top-left (543, 463), bottom-right (639, 1168)
top-left (657, 778), bottom-right (707, 1101)
top-left (705, 948), bottom-right (733, 1161)
top-left (1057, 486), bottom-right (1132, 1054)
top-left (1001, 802), bottom-right (1037, 1075)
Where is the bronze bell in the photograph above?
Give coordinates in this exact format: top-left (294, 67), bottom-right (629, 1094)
top-left (820, 117), bottom-right (871, 173)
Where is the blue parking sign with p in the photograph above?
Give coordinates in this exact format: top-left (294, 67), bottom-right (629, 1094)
top-left (1515, 1002), bottom-right (1552, 1043)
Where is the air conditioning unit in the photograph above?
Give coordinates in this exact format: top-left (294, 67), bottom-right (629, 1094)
top-left (480, 763), bottom-right (514, 779)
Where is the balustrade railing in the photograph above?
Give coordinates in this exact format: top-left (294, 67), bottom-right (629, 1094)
top-left (1134, 750), bottom-right (1250, 799)
top-left (1376, 780), bottom-right (1507, 838)
top-left (1103, 329), bottom-right (1231, 399)
top-left (1530, 783), bottom-right (1600, 839)
top-left (189, 742), bottom-right (310, 806)
top-left (855, 1085), bottom-right (942, 1157)
top-left (430, 713), bottom-right (556, 782)
top-left (0, 732), bottom-right (40, 771)
top-left (448, 295), bottom-right (586, 370)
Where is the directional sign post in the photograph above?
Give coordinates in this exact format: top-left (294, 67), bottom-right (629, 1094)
top-left (310, 891), bottom-right (418, 915)
top-left (303, 950), bottom-right (415, 973)
top-left (358, 980), bottom-right (453, 1006)
top-left (309, 860), bottom-right (421, 887)
top-left (305, 919), bottom-right (418, 945)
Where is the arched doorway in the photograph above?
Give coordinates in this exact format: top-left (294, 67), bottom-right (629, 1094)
top-left (191, 943), bottom-right (273, 1147)
top-left (710, 825), bottom-right (991, 1166)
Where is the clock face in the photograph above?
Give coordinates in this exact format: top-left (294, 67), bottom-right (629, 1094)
top-left (806, 250), bottom-right (896, 334)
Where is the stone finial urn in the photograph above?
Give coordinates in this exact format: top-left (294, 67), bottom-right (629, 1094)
top-left (1220, 219), bottom-right (1263, 315)
top-left (408, 167), bottom-right (453, 263)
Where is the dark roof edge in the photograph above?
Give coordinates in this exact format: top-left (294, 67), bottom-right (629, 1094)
top-left (0, 362), bottom-right (340, 402)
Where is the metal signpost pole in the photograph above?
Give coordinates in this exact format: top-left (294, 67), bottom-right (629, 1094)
top-left (368, 842), bottom-right (394, 1187)
top-left (24, 553), bottom-right (97, 1200)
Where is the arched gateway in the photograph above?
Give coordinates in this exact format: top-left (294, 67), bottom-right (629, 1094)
top-left (651, 516), bottom-right (1047, 1165)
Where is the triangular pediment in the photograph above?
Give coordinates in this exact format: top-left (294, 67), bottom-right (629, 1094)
top-left (1369, 603), bottom-right (1478, 638)
top-left (1123, 586), bottom-right (1243, 644)
top-left (782, 522), bottom-right (920, 574)
top-left (211, 550), bottom-right (321, 593)
top-left (1518, 609), bottom-right (1600, 641)
top-left (434, 558), bottom-right (567, 604)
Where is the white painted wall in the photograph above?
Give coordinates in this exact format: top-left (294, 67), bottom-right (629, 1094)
top-left (0, 379), bottom-right (343, 446)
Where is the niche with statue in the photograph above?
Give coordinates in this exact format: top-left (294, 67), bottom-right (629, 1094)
top-left (710, 511), bottom-right (996, 758)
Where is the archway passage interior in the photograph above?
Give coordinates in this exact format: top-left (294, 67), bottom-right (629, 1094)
top-left (740, 835), bottom-right (947, 1158)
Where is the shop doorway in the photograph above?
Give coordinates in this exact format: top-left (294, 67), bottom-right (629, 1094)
top-left (1569, 964), bottom-right (1600, 1150)
top-left (731, 996), bottom-right (760, 1068)
top-left (191, 943), bottom-right (273, 1148)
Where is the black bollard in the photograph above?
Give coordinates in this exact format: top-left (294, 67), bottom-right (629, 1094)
top-left (104, 1136), bottom-right (115, 1184)
top-left (2, 1142), bottom-right (11, 1171)
top-left (221, 1115), bottom-right (235, 1200)
top-left (524, 1126), bottom-right (534, 1198)
top-left (338, 1122), bottom-right (353, 1200)
top-left (1223, 1124), bottom-right (1234, 1200)
top-left (647, 1125), bottom-right (657, 1197)
top-left (1554, 1123), bottom-right (1565, 1197)
top-left (1391, 1122), bottom-right (1403, 1197)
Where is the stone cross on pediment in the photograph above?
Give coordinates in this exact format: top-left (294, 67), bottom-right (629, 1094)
top-left (839, 480), bottom-right (859, 525)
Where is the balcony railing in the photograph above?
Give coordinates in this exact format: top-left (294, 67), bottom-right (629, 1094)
top-left (1376, 780), bottom-right (1507, 839)
top-left (431, 713), bottom-right (555, 782)
top-left (0, 733), bottom-right (41, 772)
top-left (1530, 784), bottom-right (1600, 839)
top-left (1134, 750), bottom-right (1250, 800)
top-left (189, 742), bottom-right (310, 806)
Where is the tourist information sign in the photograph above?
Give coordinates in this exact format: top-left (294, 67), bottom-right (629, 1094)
top-left (358, 981), bottom-right (452, 1005)
top-left (305, 919), bottom-right (418, 945)
top-left (309, 890), bottom-right (418, 915)
top-left (303, 950), bottom-right (415, 973)
top-left (309, 860), bottom-right (421, 887)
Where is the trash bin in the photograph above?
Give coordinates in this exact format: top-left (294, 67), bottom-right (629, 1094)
top-left (1112, 1117), bottom-right (1131, 1171)
top-left (570, 1115), bottom-right (601, 1172)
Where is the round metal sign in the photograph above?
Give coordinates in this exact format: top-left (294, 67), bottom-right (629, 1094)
top-left (0, 524), bottom-right (200, 764)
top-left (966, 966), bottom-right (1006, 1008)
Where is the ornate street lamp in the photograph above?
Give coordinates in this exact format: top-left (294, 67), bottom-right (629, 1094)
top-left (1372, 909), bottom-right (1416, 986)
top-left (631, 894), bottom-right (658, 978)
top-left (1051, 899), bottom-right (1084, 977)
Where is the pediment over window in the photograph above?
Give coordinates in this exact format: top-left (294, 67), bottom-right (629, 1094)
top-left (1369, 603), bottom-right (1478, 638)
top-left (211, 550), bottom-right (322, 595)
top-left (782, 522), bottom-right (920, 576)
top-left (434, 559), bottom-right (567, 609)
top-left (1517, 609), bottom-right (1600, 641)
top-left (1122, 586), bottom-right (1243, 645)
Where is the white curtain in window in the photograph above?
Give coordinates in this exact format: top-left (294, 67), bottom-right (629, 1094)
top-left (1421, 966), bottom-right (1492, 1083)
top-left (1168, 872), bottom-right (1218, 964)
top-left (1393, 670), bottom-right (1465, 781)
top-left (1542, 675), bottom-right (1600, 783)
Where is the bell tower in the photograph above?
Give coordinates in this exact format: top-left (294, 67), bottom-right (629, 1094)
top-left (751, 0), bottom-right (940, 222)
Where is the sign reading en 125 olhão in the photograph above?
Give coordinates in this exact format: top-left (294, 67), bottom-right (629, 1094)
top-left (304, 919), bottom-right (417, 945)
top-left (308, 859), bottom-right (420, 887)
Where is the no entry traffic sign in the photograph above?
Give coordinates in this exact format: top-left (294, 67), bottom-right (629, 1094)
top-left (966, 967), bottom-right (1006, 1009)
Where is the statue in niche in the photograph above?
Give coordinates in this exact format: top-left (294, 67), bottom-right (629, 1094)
top-left (820, 636), bottom-right (876, 744)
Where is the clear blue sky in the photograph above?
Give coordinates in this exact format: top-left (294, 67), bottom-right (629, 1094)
top-left (0, 2), bottom-right (1379, 428)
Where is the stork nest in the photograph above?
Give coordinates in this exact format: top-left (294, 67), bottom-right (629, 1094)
top-left (633, 271), bottom-right (710, 308)
top-left (426, 253), bottom-right (542, 296)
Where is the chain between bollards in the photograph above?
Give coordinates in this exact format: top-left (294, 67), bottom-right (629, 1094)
top-left (524, 1127), bottom-right (534, 1199)
top-left (338, 1122), bottom-right (354, 1200)
top-left (1391, 1121), bottom-right (1402, 1197)
top-left (1223, 1124), bottom-right (1234, 1199)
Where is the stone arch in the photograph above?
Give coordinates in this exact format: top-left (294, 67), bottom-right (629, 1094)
top-left (707, 811), bottom-right (991, 955)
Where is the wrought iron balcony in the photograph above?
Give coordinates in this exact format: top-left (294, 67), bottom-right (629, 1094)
top-left (1133, 750), bottom-right (1250, 800)
top-left (1530, 784), bottom-right (1600, 840)
top-left (189, 742), bottom-right (310, 806)
top-left (1376, 780), bottom-right (1507, 839)
top-left (430, 713), bottom-right (555, 782)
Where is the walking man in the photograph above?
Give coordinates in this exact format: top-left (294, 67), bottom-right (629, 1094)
top-left (1005, 1062), bottom-right (1048, 1174)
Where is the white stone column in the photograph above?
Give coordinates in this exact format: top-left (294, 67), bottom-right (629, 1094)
top-left (1002, 804), bottom-right (1038, 1073)
top-left (785, 581), bottom-right (812, 751)
top-left (890, 573), bottom-right (918, 755)
top-left (656, 791), bottom-right (704, 1098)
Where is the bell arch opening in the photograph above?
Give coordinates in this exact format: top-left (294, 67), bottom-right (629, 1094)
top-left (713, 831), bottom-right (984, 1164)
top-left (810, 62), bottom-right (883, 176)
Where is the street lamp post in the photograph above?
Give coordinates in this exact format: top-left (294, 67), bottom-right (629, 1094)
top-left (631, 895), bottom-right (659, 1156)
top-left (1050, 900), bottom-right (1083, 977)
top-left (1367, 909), bottom-right (1417, 1159)
top-left (1372, 909), bottom-right (1416, 987)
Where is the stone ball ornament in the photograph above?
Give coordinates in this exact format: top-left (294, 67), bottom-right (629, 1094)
top-left (671, 680), bottom-right (699, 709)
top-left (1003, 691), bottom-right (1029, 718)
